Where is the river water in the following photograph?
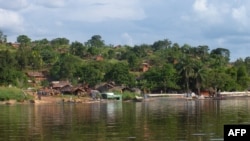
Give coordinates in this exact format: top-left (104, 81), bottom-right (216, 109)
top-left (0, 97), bottom-right (250, 141)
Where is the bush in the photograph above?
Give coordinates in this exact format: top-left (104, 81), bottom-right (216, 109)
top-left (120, 91), bottom-right (138, 100)
top-left (0, 87), bottom-right (33, 101)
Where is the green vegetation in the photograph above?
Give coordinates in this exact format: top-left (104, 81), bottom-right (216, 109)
top-left (0, 87), bottom-right (33, 101)
top-left (1, 30), bottom-right (250, 96)
top-left (119, 91), bottom-right (138, 101)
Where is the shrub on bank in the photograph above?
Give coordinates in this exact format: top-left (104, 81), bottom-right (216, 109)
top-left (0, 87), bottom-right (33, 101)
top-left (120, 91), bottom-right (138, 101)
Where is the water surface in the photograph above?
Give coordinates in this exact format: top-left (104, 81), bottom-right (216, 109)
top-left (0, 97), bottom-right (250, 141)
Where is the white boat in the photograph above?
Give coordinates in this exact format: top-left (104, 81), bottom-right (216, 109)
top-left (134, 96), bottom-right (143, 102)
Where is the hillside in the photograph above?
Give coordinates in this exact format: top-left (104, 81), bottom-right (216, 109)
top-left (0, 33), bottom-right (250, 95)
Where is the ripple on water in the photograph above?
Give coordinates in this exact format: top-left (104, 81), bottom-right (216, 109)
top-left (192, 133), bottom-right (207, 136)
top-left (210, 138), bottom-right (224, 141)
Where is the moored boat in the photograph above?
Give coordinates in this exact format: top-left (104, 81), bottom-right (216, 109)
top-left (134, 96), bottom-right (143, 102)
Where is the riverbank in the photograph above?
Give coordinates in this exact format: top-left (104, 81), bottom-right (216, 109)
top-left (147, 91), bottom-right (250, 98)
top-left (1, 90), bottom-right (250, 105)
top-left (0, 95), bottom-right (99, 105)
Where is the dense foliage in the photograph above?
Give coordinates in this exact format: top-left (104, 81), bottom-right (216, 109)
top-left (0, 30), bottom-right (250, 94)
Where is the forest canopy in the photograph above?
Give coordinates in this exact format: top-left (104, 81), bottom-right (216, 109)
top-left (0, 30), bottom-right (250, 94)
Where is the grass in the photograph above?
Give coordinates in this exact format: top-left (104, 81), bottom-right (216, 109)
top-left (0, 87), bottom-right (34, 101)
top-left (119, 91), bottom-right (139, 101)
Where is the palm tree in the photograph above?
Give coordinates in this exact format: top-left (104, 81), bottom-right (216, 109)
top-left (177, 56), bottom-right (194, 94)
top-left (193, 60), bottom-right (207, 95)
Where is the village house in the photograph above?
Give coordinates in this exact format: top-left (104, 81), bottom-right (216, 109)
top-left (72, 87), bottom-right (86, 96)
top-left (26, 71), bottom-right (46, 85)
top-left (95, 55), bottom-right (104, 61)
top-left (141, 63), bottom-right (150, 72)
top-left (50, 81), bottom-right (72, 93)
top-left (113, 45), bottom-right (121, 49)
top-left (11, 42), bottom-right (20, 48)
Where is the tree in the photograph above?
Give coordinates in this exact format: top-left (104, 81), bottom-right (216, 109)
top-left (51, 38), bottom-right (70, 53)
top-left (192, 60), bottom-right (207, 95)
top-left (16, 47), bottom-right (29, 70)
top-left (224, 67), bottom-right (240, 91)
top-left (32, 38), bottom-right (49, 46)
top-left (86, 35), bottom-right (105, 47)
top-left (161, 44), bottom-right (182, 64)
top-left (236, 65), bottom-right (250, 90)
top-left (104, 63), bottom-right (134, 86)
top-left (206, 68), bottom-right (230, 93)
top-left (143, 64), bottom-right (179, 93)
top-left (50, 54), bottom-right (81, 81)
top-left (152, 39), bottom-right (171, 51)
top-left (244, 57), bottom-right (250, 75)
top-left (107, 49), bottom-right (115, 59)
top-left (132, 44), bottom-right (148, 58)
top-left (40, 47), bottom-right (58, 66)
top-left (87, 46), bottom-right (99, 56)
top-left (0, 50), bottom-right (27, 86)
top-left (29, 51), bottom-right (44, 69)
top-left (70, 41), bottom-right (87, 57)
top-left (196, 45), bottom-right (209, 56)
top-left (51, 38), bottom-right (69, 46)
top-left (17, 35), bottom-right (31, 48)
top-left (76, 65), bottom-right (103, 87)
top-left (0, 30), bottom-right (7, 43)
top-left (127, 53), bottom-right (140, 71)
top-left (180, 44), bottom-right (192, 54)
top-left (176, 55), bottom-right (195, 93)
top-left (210, 48), bottom-right (230, 63)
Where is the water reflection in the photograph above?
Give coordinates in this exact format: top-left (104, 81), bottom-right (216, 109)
top-left (0, 98), bottom-right (250, 141)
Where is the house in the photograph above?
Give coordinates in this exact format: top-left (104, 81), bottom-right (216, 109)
top-left (11, 42), bottom-right (20, 48)
top-left (113, 45), bottom-right (121, 49)
top-left (26, 71), bottom-right (46, 84)
top-left (60, 85), bottom-right (73, 94)
top-left (51, 81), bottom-right (72, 94)
top-left (95, 82), bottom-right (117, 93)
top-left (38, 87), bottom-right (60, 96)
top-left (95, 55), bottom-right (104, 61)
top-left (141, 63), bottom-right (150, 72)
top-left (200, 91), bottom-right (210, 98)
top-left (72, 87), bottom-right (86, 96)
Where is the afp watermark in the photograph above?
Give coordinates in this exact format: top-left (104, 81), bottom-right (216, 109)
top-left (224, 125), bottom-right (250, 141)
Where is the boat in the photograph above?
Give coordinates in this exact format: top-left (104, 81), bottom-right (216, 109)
top-left (134, 96), bottom-right (143, 102)
top-left (186, 97), bottom-right (193, 100)
top-left (101, 92), bottom-right (122, 100)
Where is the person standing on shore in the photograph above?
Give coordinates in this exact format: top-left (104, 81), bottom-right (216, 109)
top-left (37, 91), bottom-right (42, 100)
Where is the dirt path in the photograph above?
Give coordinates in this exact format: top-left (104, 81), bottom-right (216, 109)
top-left (35, 96), bottom-right (63, 104)
top-left (34, 95), bottom-right (94, 104)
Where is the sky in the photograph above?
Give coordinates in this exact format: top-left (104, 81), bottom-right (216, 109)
top-left (0, 0), bottom-right (250, 61)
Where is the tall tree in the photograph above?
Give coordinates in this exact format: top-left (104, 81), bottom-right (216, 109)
top-left (152, 39), bottom-right (171, 51)
top-left (17, 35), bottom-right (31, 48)
top-left (51, 38), bottom-right (69, 46)
top-left (192, 60), bottom-right (207, 95)
top-left (86, 35), bottom-right (105, 47)
top-left (210, 48), bottom-right (230, 63)
top-left (0, 30), bottom-right (7, 43)
top-left (70, 41), bottom-right (87, 57)
top-left (0, 50), bottom-right (27, 86)
top-left (127, 53), bottom-right (140, 71)
top-left (16, 47), bottom-right (30, 70)
top-left (176, 55), bottom-right (195, 93)
top-left (244, 57), bottom-right (250, 75)
top-left (143, 64), bottom-right (179, 93)
top-left (236, 65), bottom-right (250, 90)
top-left (76, 65), bottom-right (103, 87)
top-left (51, 37), bottom-right (70, 53)
top-left (104, 63), bottom-right (134, 86)
top-left (50, 53), bottom-right (81, 81)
